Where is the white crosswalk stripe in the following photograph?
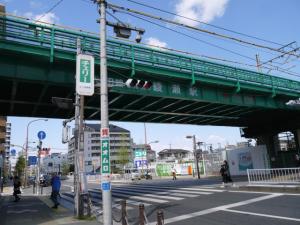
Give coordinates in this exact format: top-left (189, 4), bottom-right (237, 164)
top-left (61, 185), bottom-right (220, 209)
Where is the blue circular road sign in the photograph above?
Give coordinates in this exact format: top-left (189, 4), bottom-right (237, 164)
top-left (37, 131), bottom-right (46, 140)
top-left (10, 149), bottom-right (16, 156)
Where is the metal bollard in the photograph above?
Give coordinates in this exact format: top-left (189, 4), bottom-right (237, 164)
top-left (33, 183), bottom-right (35, 194)
top-left (157, 210), bottom-right (164, 225)
top-left (139, 204), bottom-right (145, 225)
top-left (121, 200), bottom-right (127, 225)
top-left (40, 185), bottom-right (43, 195)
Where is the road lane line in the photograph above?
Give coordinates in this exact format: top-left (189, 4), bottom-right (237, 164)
top-left (112, 189), bottom-right (184, 201)
top-left (180, 187), bottom-right (224, 192)
top-left (148, 193), bottom-right (283, 225)
top-left (223, 209), bottom-right (300, 222)
top-left (169, 190), bottom-right (212, 195)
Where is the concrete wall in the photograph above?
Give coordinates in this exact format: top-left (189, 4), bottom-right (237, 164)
top-left (226, 145), bottom-right (270, 176)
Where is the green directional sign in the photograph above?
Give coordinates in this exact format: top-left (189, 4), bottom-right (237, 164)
top-left (80, 59), bottom-right (91, 83)
top-left (101, 138), bottom-right (110, 175)
top-left (76, 54), bottom-right (94, 96)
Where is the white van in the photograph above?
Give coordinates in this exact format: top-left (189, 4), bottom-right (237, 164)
top-left (124, 168), bottom-right (141, 180)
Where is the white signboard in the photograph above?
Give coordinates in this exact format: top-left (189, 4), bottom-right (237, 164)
top-left (76, 54), bottom-right (94, 96)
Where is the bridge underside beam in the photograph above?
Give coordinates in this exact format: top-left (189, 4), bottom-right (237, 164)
top-left (0, 46), bottom-right (300, 129)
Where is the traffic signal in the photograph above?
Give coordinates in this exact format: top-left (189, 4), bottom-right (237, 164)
top-left (125, 78), bottom-right (152, 89)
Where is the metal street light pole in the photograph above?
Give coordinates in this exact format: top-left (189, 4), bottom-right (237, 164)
top-left (24, 119), bottom-right (48, 187)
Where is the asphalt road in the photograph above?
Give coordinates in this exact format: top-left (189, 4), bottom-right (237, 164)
top-left (60, 178), bottom-right (300, 225)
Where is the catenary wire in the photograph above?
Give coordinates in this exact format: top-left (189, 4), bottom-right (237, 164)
top-left (107, 3), bottom-right (300, 58)
top-left (36, 0), bottom-right (64, 22)
top-left (122, 0), bottom-right (288, 48)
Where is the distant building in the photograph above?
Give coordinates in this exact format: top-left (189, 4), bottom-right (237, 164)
top-left (41, 153), bottom-right (68, 174)
top-left (132, 144), bottom-right (156, 168)
top-left (68, 124), bottom-right (132, 173)
top-left (0, 117), bottom-right (11, 178)
top-left (157, 149), bottom-right (192, 163)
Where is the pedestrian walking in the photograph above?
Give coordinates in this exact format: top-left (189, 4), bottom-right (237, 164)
top-left (50, 173), bottom-right (61, 209)
top-left (220, 160), bottom-right (232, 185)
top-left (172, 167), bottom-right (177, 180)
top-left (13, 176), bottom-right (21, 202)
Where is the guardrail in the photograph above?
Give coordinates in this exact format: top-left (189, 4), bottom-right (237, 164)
top-left (247, 168), bottom-right (300, 184)
top-left (1, 14), bottom-right (300, 95)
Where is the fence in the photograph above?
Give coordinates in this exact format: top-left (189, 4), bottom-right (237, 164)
top-left (247, 168), bottom-right (300, 184)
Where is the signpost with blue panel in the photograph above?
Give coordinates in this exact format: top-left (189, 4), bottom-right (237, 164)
top-left (37, 131), bottom-right (46, 140)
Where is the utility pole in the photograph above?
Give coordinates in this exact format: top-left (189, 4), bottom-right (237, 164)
top-left (36, 140), bottom-right (42, 195)
top-left (255, 54), bottom-right (262, 72)
top-left (99, 1), bottom-right (112, 224)
top-left (74, 38), bottom-right (82, 217)
top-left (193, 135), bottom-right (200, 179)
top-left (91, 1), bottom-right (144, 223)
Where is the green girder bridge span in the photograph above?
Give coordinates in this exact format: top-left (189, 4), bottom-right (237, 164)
top-left (0, 15), bottom-right (300, 138)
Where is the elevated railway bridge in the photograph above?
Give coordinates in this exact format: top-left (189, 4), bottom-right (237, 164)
top-left (0, 14), bottom-right (300, 167)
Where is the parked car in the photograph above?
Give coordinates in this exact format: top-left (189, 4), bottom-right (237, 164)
top-left (28, 176), bottom-right (36, 185)
top-left (39, 175), bottom-right (51, 187)
top-left (131, 169), bottom-right (141, 180)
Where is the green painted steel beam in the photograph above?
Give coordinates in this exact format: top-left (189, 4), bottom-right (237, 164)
top-left (1, 15), bottom-right (300, 98)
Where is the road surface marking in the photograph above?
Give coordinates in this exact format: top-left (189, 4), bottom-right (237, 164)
top-left (169, 190), bottom-right (212, 195)
top-left (180, 187), bottom-right (224, 192)
top-left (7, 209), bottom-right (39, 213)
top-left (111, 192), bottom-right (169, 203)
top-left (228, 190), bottom-right (300, 196)
top-left (112, 189), bottom-right (184, 201)
top-left (148, 193), bottom-right (283, 225)
top-left (223, 209), bottom-right (300, 222)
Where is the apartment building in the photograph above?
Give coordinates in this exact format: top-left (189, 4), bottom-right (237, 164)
top-left (68, 124), bottom-right (132, 173)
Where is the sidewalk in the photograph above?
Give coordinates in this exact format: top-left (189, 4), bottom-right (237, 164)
top-left (0, 193), bottom-right (100, 225)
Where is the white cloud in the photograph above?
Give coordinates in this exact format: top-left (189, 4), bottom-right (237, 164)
top-left (34, 12), bottom-right (59, 24)
top-left (174, 0), bottom-right (229, 26)
top-left (23, 11), bottom-right (34, 18)
top-left (145, 37), bottom-right (168, 49)
top-left (207, 134), bottom-right (226, 144)
top-left (29, 1), bottom-right (42, 9)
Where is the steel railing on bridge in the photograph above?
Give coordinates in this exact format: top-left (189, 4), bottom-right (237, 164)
top-left (1, 14), bottom-right (300, 95)
top-left (247, 168), bottom-right (300, 184)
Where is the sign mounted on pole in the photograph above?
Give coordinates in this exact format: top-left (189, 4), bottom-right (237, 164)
top-left (76, 54), bottom-right (94, 96)
top-left (37, 131), bottom-right (46, 140)
top-left (101, 138), bottom-right (110, 175)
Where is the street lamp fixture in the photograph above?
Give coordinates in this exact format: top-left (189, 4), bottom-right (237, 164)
top-left (148, 140), bottom-right (159, 145)
top-left (186, 135), bottom-right (201, 179)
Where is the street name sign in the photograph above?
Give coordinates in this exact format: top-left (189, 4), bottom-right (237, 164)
top-left (101, 138), bottom-right (110, 175)
top-left (76, 54), bottom-right (94, 96)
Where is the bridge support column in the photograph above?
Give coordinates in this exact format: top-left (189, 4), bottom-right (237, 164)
top-left (256, 133), bottom-right (280, 168)
top-left (292, 129), bottom-right (300, 155)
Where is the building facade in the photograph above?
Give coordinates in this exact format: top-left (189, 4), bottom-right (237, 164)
top-left (0, 117), bottom-right (11, 179)
top-left (157, 149), bottom-right (193, 163)
top-left (68, 124), bottom-right (132, 173)
top-left (41, 153), bottom-right (68, 174)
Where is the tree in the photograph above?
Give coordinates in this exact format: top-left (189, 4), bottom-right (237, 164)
top-left (15, 156), bottom-right (25, 177)
top-left (117, 133), bottom-right (130, 174)
top-left (61, 162), bottom-right (70, 175)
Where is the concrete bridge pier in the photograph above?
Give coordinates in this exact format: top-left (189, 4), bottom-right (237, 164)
top-left (256, 130), bottom-right (300, 168)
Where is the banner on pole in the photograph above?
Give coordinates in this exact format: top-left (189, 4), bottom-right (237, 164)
top-left (76, 54), bottom-right (94, 96)
top-left (101, 138), bottom-right (110, 175)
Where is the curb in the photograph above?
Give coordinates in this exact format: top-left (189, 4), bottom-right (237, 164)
top-left (238, 185), bottom-right (300, 193)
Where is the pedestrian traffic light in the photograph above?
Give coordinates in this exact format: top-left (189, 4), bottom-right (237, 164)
top-left (125, 78), bottom-right (152, 89)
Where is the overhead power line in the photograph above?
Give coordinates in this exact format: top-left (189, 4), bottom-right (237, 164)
top-left (107, 3), bottom-right (300, 58)
top-left (123, 0), bottom-right (287, 48)
top-left (123, 11), bottom-right (255, 61)
top-left (124, 11), bottom-right (300, 78)
top-left (36, 0), bottom-right (64, 22)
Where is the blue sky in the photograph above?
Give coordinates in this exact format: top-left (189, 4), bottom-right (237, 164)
top-left (1, 0), bottom-right (300, 155)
